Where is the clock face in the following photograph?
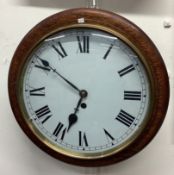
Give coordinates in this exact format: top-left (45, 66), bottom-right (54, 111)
top-left (20, 28), bottom-right (150, 158)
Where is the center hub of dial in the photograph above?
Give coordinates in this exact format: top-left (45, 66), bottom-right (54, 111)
top-left (80, 90), bottom-right (88, 98)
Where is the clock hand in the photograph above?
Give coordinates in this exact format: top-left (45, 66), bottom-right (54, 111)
top-left (67, 90), bottom-right (88, 132)
top-left (36, 56), bottom-right (81, 93)
top-left (67, 97), bottom-right (82, 132)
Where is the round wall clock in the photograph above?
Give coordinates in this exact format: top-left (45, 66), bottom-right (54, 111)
top-left (8, 8), bottom-right (169, 166)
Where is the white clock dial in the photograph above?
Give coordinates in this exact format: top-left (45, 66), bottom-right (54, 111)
top-left (22, 28), bottom-right (150, 157)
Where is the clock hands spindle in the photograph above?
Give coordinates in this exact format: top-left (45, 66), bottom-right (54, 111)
top-left (67, 90), bottom-right (88, 132)
top-left (36, 56), bottom-right (81, 93)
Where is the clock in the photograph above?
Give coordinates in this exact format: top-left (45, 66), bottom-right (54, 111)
top-left (8, 8), bottom-right (169, 166)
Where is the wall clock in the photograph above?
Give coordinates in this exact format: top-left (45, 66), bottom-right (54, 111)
top-left (8, 8), bottom-right (169, 166)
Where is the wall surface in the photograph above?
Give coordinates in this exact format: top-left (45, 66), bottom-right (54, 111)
top-left (0, 0), bottom-right (174, 174)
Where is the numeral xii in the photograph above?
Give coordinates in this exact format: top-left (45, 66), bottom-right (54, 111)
top-left (77, 36), bottom-right (90, 53)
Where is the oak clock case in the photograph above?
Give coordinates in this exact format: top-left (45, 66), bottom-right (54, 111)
top-left (8, 8), bottom-right (169, 166)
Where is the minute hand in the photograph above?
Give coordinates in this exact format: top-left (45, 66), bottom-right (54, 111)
top-left (38, 57), bottom-right (81, 93)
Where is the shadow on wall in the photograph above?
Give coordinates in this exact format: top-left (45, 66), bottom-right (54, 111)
top-left (13, 0), bottom-right (169, 16)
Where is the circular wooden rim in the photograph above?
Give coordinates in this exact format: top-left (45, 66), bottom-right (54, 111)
top-left (8, 8), bottom-right (169, 166)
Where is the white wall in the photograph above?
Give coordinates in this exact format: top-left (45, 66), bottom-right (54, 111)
top-left (0, 0), bottom-right (174, 174)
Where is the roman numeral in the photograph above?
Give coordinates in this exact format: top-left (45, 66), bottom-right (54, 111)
top-left (103, 44), bottom-right (114, 59)
top-left (116, 110), bottom-right (135, 127)
top-left (52, 42), bottom-right (67, 58)
top-left (35, 105), bottom-right (52, 124)
top-left (104, 129), bottom-right (115, 143)
top-left (77, 36), bottom-right (89, 53)
top-left (53, 122), bottom-right (66, 141)
top-left (30, 87), bottom-right (45, 96)
top-left (124, 91), bottom-right (142, 101)
top-left (79, 131), bottom-right (88, 147)
top-left (118, 64), bottom-right (135, 77)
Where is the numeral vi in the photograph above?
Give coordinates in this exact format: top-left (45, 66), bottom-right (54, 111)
top-left (79, 131), bottom-right (88, 147)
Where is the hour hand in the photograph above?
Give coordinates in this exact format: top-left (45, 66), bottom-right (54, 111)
top-left (67, 114), bottom-right (78, 132)
top-left (67, 90), bottom-right (88, 132)
top-left (67, 97), bottom-right (82, 132)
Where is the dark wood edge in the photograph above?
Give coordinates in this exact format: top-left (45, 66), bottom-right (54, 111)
top-left (8, 8), bottom-right (169, 167)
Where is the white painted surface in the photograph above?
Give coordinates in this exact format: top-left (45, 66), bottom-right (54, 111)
top-left (0, 0), bottom-right (174, 174)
